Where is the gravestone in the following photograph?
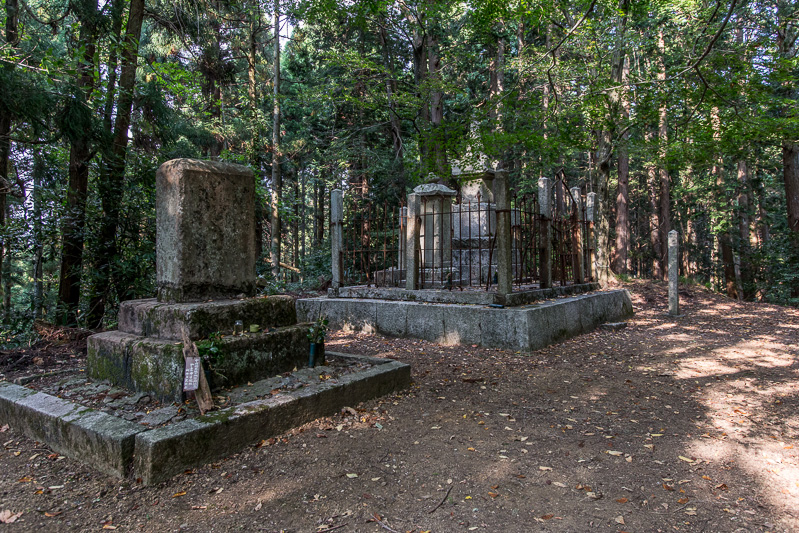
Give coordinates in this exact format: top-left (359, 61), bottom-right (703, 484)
top-left (88, 159), bottom-right (310, 402)
top-left (156, 159), bottom-right (256, 302)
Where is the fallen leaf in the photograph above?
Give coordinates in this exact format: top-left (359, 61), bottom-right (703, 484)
top-left (0, 425), bottom-right (9, 433)
top-left (715, 483), bottom-right (728, 491)
top-left (663, 484), bottom-right (675, 491)
top-left (488, 491), bottom-right (499, 498)
top-left (678, 498), bottom-right (689, 504)
top-left (0, 510), bottom-right (23, 524)
top-left (172, 491), bottom-right (187, 498)
top-left (539, 466), bottom-right (552, 471)
top-left (616, 498), bottom-right (628, 503)
top-left (102, 525), bottom-right (117, 530)
top-left (615, 516), bottom-right (625, 525)
top-left (541, 514), bottom-right (554, 520)
top-left (191, 506), bottom-right (207, 510)
top-left (678, 455), bottom-right (695, 463)
top-left (607, 450), bottom-right (623, 456)
top-left (44, 511), bottom-right (62, 517)
top-left (346, 473), bottom-right (358, 478)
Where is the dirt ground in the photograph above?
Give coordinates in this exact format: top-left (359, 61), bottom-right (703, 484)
top-left (1, 280), bottom-right (798, 532)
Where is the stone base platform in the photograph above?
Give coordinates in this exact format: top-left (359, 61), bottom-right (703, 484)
top-left (332, 282), bottom-right (600, 306)
top-left (88, 325), bottom-right (309, 402)
top-left (118, 295), bottom-right (297, 341)
top-left (88, 295), bottom-right (309, 402)
top-left (298, 289), bottom-right (633, 352)
top-left (0, 353), bottom-right (410, 484)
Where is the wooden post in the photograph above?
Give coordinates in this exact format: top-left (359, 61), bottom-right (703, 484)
top-left (330, 189), bottom-right (343, 292)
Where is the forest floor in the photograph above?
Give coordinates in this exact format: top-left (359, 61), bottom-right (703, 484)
top-left (1, 280), bottom-right (799, 532)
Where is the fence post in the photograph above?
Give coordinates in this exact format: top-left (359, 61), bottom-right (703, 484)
top-left (538, 178), bottom-right (552, 289)
top-left (330, 189), bottom-right (343, 293)
top-left (669, 230), bottom-right (680, 316)
top-left (570, 187), bottom-right (584, 284)
top-left (405, 193), bottom-right (421, 290)
top-left (495, 170), bottom-right (513, 297)
top-left (586, 192), bottom-right (597, 283)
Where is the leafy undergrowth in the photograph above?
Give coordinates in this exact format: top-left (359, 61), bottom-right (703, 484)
top-left (1, 280), bottom-right (798, 532)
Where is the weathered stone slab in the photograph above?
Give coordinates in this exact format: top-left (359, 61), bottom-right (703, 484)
top-left (0, 382), bottom-right (142, 478)
top-left (156, 159), bottom-right (256, 303)
top-left (331, 283), bottom-right (600, 306)
top-left (88, 325), bottom-right (310, 402)
top-left (118, 295), bottom-right (297, 340)
top-left (298, 289), bottom-right (633, 351)
top-left (132, 353), bottom-right (410, 485)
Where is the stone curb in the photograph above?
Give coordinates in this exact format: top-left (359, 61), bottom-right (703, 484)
top-left (0, 353), bottom-right (410, 485)
top-left (330, 282), bottom-right (600, 306)
top-left (299, 289), bottom-right (634, 351)
top-left (0, 381), bottom-right (143, 478)
top-left (133, 353), bottom-right (410, 485)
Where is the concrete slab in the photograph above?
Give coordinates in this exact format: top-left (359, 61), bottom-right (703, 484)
top-left (132, 353), bottom-right (410, 485)
top-left (332, 283), bottom-right (600, 306)
top-left (298, 289), bottom-right (634, 352)
top-left (1, 353), bottom-right (410, 485)
top-left (0, 382), bottom-right (142, 478)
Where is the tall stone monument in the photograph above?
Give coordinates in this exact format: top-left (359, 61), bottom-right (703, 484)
top-left (156, 159), bottom-right (256, 302)
top-left (88, 159), bottom-right (309, 402)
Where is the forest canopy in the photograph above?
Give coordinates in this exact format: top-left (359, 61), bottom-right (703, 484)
top-left (0, 0), bottom-right (797, 341)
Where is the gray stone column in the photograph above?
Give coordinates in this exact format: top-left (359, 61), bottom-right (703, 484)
top-left (495, 170), bottom-right (513, 296)
top-left (538, 177), bottom-right (552, 289)
top-left (586, 192), bottom-right (597, 282)
top-left (330, 189), bottom-right (344, 292)
top-left (405, 193), bottom-right (421, 290)
top-left (156, 159), bottom-right (256, 302)
top-left (570, 186), bottom-right (584, 284)
top-left (669, 230), bottom-right (680, 316)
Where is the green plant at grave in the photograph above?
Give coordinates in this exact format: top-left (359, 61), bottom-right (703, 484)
top-left (307, 316), bottom-right (329, 344)
top-left (195, 332), bottom-right (227, 381)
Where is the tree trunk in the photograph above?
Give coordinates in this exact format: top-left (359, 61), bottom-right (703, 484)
top-left (737, 160), bottom-right (754, 299)
top-left (87, 0), bottom-right (145, 328)
top-left (656, 30), bottom-right (670, 281)
top-left (270, 1), bottom-right (282, 278)
top-left (0, 0), bottom-right (19, 323)
top-left (613, 55), bottom-right (630, 274)
top-left (428, 30), bottom-right (448, 181)
top-left (784, 142), bottom-right (799, 298)
top-left (58, 0), bottom-right (99, 325)
top-left (645, 128), bottom-right (662, 279)
top-left (315, 180), bottom-right (325, 246)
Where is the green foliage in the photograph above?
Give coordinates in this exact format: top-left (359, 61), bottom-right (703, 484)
top-left (307, 316), bottom-right (329, 343)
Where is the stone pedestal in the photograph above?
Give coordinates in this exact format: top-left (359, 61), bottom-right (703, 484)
top-left (156, 159), bottom-right (256, 303)
top-left (88, 159), bottom-right (311, 402)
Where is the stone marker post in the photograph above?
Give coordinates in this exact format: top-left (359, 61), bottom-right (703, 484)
top-left (586, 192), bottom-right (597, 282)
top-left (495, 170), bottom-right (513, 296)
top-left (669, 230), bottom-right (680, 316)
top-left (156, 159), bottom-right (255, 302)
top-left (570, 186), bottom-right (584, 284)
top-left (330, 189), bottom-right (343, 292)
top-left (405, 193), bottom-right (421, 290)
top-left (538, 178), bottom-right (552, 289)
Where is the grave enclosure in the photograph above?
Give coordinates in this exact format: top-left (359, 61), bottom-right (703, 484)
top-left (0, 159), bottom-right (410, 484)
top-left (298, 169), bottom-right (633, 351)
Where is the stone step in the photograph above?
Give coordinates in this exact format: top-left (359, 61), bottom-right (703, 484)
top-left (118, 295), bottom-right (297, 341)
top-left (88, 324), bottom-right (310, 403)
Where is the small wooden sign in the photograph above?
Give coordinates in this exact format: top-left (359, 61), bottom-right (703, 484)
top-left (183, 357), bottom-right (200, 391)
